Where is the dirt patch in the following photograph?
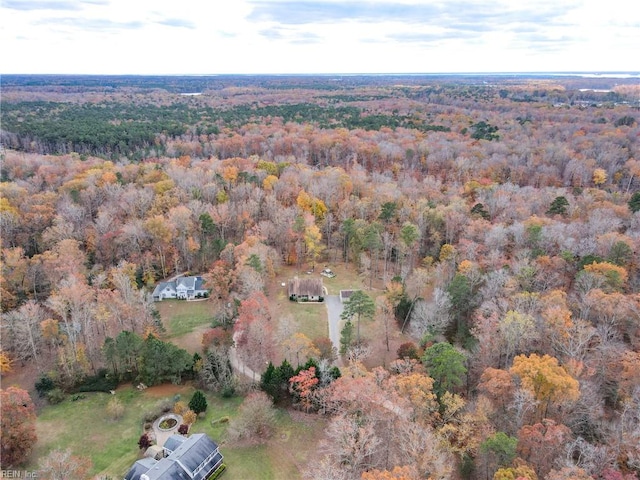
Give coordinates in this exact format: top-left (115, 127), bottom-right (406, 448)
top-left (142, 384), bottom-right (192, 398)
top-left (1, 356), bottom-right (52, 394)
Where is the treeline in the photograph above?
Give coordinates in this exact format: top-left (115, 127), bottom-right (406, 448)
top-left (0, 99), bottom-right (451, 158)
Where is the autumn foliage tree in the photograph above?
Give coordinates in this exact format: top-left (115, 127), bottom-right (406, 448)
top-left (228, 391), bottom-right (277, 441)
top-left (510, 354), bottom-right (580, 420)
top-left (289, 366), bottom-right (320, 411)
top-left (38, 448), bottom-right (92, 480)
top-left (361, 465), bottom-right (419, 480)
top-left (517, 419), bottom-right (572, 477)
top-left (0, 387), bottom-right (37, 466)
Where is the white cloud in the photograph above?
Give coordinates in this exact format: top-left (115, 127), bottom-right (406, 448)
top-left (1, 0), bottom-right (638, 74)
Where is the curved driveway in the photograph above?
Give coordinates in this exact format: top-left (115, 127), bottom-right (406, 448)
top-left (325, 295), bottom-right (344, 365)
top-left (231, 296), bottom-right (345, 380)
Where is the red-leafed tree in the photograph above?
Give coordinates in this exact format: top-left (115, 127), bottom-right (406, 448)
top-left (201, 326), bottom-right (233, 352)
top-left (517, 419), bottom-right (572, 477)
top-left (0, 387), bottom-right (37, 466)
top-left (289, 366), bottom-right (320, 411)
top-left (234, 291), bottom-right (275, 375)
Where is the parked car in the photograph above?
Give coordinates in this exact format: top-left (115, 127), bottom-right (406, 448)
top-left (321, 268), bottom-right (336, 278)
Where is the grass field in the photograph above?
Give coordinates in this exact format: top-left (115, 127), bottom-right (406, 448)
top-left (272, 285), bottom-right (328, 341)
top-left (156, 299), bottom-right (214, 338)
top-left (28, 384), bottom-right (325, 479)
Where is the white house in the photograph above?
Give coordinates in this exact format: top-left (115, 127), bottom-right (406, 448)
top-left (124, 433), bottom-right (224, 480)
top-left (152, 276), bottom-right (208, 301)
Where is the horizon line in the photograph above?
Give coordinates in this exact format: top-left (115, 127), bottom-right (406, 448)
top-left (3, 71), bottom-right (640, 77)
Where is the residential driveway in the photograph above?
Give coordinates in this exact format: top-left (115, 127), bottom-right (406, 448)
top-left (230, 332), bottom-right (259, 381)
top-left (325, 295), bottom-right (344, 364)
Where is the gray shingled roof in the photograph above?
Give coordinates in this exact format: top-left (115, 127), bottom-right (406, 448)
top-left (123, 434), bottom-right (222, 480)
top-left (288, 276), bottom-right (324, 297)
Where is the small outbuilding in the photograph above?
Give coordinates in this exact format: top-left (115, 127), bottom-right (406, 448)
top-left (288, 276), bottom-right (324, 302)
top-left (340, 289), bottom-right (355, 303)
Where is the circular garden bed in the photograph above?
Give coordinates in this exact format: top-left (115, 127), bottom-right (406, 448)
top-left (156, 413), bottom-right (181, 432)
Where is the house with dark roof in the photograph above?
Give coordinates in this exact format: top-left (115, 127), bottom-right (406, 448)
top-left (152, 276), bottom-right (208, 301)
top-left (124, 433), bottom-right (224, 480)
top-left (288, 276), bottom-right (324, 302)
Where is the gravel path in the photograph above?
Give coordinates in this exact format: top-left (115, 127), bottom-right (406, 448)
top-left (230, 332), bottom-right (259, 381)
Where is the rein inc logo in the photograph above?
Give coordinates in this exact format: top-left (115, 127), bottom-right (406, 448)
top-left (1, 472), bottom-right (38, 478)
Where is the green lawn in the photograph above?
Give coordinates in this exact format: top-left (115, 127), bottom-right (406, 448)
top-left (156, 300), bottom-right (214, 338)
top-left (28, 384), bottom-right (324, 479)
top-left (318, 262), bottom-right (368, 295)
top-left (30, 386), bottom-right (182, 477)
top-left (273, 287), bottom-right (328, 341)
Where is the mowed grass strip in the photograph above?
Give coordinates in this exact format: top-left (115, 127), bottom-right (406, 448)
top-left (156, 300), bottom-right (214, 338)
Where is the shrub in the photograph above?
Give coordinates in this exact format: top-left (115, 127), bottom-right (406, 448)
top-left (47, 388), bottom-right (66, 404)
top-left (183, 410), bottom-right (197, 425)
top-left (173, 401), bottom-right (188, 415)
top-left (211, 416), bottom-right (229, 425)
top-left (138, 433), bottom-right (152, 450)
top-left (35, 374), bottom-right (56, 397)
top-left (228, 391), bottom-right (276, 441)
top-left (209, 464), bottom-right (226, 480)
top-left (106, 397), bottom-right (125, 420)
top-left (221, 385), bottom-right (236, 398)
top-left (397, 342), bottom-right (421, 360)
top-left (142, 411), bottom-right (157, 423)
top-left (188, 390), bottom-right (208, 414)
top-left (73, 369), bottom-right (118, 393)
top-left (158, 399), bottom-right (173, 413)
top-left (178, 424), bottom-right (189, 435)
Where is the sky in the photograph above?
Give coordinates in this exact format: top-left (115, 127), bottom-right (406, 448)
top-left (1, 0), bottom-right (639, 75)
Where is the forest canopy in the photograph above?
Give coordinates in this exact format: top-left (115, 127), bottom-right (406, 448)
top-left (1, 74), bottom-right (639, 479)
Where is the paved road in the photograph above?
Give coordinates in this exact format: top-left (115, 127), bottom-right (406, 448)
top-left (325, 295), bottom-right (344, 364)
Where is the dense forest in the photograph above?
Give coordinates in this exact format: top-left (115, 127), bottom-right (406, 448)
top-left (1, 74), bottom-right (639, 479)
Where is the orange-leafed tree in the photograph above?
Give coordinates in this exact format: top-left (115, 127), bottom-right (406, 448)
top-left (510, 354), bottom-right (580, 421)
top-left (289, 366), bottom-right (319, 411)
top-left (0, 350), bottom-right (13, 374)
top-left (282, 332), bottom-right (320, 367)
top-left (493, 459), bottom-right (538, 480)
top-left (582, 261), bottom-right (628, 292)
top-left (391, 372), bottom-right (438, 421)
top-left (0, 387), bottom-right (37, 467)
top-left (361, 465), bottom-right (419, 480)
top-left (478, 367), bottom-right (515, 412)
